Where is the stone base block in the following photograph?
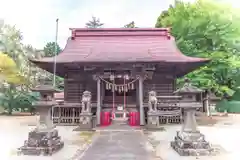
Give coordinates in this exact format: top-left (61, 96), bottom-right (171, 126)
top-left (171, 131), bottom-right (212, 156)
top-left (74, 113), bottom-right (93, 131)
top-left (147, 113), bottom-right (160, 129)
top-left (18, 128), bottom-right (64, 156)
top-left (171, 141), bottom-right (212, 156)
top-left (19, 141), bottom-right (64, 156)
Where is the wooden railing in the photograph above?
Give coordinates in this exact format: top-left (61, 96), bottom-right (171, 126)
top-left (146, 95), bottom-right (182, 124)
top-left (51, 103), bottom-right (97, 126)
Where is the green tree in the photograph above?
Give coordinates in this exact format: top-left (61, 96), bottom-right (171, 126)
top-left (0, 23), bottom-right (41, 114)
top-left (0, 24), bottom-right (24, 66)
top-left (0, 53), bottom-right (30, 114)
top-left (124, 21), bottom-right (137, 28)
top-left (41, 43), bottom-right (64, 90)
top-left (156, 0), bottom-right (240, 96)
top-left (85, 16), bottom-right (104, 28)
top-left (43, 42), bottom-right (61, 57)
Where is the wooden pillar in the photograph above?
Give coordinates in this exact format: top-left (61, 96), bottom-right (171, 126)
top-left (97, 78), bottom-right (101, 125)
top-left (136, 81), bottom-right (139, 106)
top-left (101, 82), bottom-right (105, 106)
top-left (139, 75), bottom-right (145, 125)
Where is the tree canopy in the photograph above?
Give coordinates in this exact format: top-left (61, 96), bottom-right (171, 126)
top-left (85, 16), bottom-right (104, 28)
top-left (43, 42), bottom-right (61, 57)
top-left (0, 52), bottom-right (26, 85)
top-left (124, 21), bottom-right (137, 28)
top-left (0, 23), bottom-right (46, 114)
top-left (155, 0), bottom-right (240, 96)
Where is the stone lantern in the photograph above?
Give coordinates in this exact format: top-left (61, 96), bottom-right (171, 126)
top-left (18, 84), bottom-right (64, 156)
top-left (203, 89), bottom-right (221, 116)
top-left (171, 78), bottom-right (212, 156)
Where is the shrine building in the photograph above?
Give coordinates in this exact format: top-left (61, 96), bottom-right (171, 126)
top-left (30, 28), bottom-right (209, 128)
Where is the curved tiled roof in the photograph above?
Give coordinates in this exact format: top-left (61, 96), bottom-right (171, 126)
top-left (174, 83), bottom-right (203, 94)
top-left (30, 28), bottom-right (209, 64)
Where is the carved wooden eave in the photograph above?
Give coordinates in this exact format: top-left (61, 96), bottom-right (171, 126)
top-left (174, 83), bottom-right (203, 94)
top-left (31, 85), bottom-right (61, 93)
top-left (84, 66), bottom-right (97, 71)
top-left (209, 92), bottom-right (221, 101)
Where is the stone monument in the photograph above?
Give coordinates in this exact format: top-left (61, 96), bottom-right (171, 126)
top-left (203, 89), bottom-right (221, 116)
top-left (18, 85), bottom-right (64, 156)
top-left (75, 91), bottom-right (93, 131)
top-left (171, 79), bottom-right (212, 156)
top-left (147, 91), bottom-right (160, 129)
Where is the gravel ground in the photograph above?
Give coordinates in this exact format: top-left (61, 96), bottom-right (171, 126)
top-left (0, 115), bottom-right (93, 160)
top-left (1, 114), bottom-right (240, 160)
top-left (146, 114), bottom-right (240, 160)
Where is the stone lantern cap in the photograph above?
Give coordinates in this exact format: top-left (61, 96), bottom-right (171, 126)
top-left (209, 92), bottom-right (221, 101)
top-left (203, 89), bottom-right (221, 101)
top-left (174, 78), bottom-right (203, 94)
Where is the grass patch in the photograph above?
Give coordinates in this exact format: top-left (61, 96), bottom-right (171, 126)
top-left (79, 131), bottom-right (95, 143)
top-left (70, 131), bottom-right (95, 145)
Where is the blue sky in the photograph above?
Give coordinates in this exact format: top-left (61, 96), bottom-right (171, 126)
top-left (0, 0), bottom-right (238, 49)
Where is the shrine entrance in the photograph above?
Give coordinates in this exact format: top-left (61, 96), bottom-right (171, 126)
top-left (99, 74), bottom-right (140, 126)
top-left (103, 78), bottom-right (137, 105)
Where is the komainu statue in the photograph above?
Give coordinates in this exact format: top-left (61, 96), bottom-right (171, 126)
top-left (81, 91), bottom-right (92, 113)
top-left (148, 91), bottom-right (158, 112)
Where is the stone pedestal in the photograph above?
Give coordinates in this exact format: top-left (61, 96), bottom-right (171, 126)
top-left (19, 128), bottom-right (64, 156)
top-left (171, 105), bottom-right (212, 156)
top-left (74, 112), bottom-right (93, 131)
top-left (18, 102), bottom-right (64, 155)
top-left (147, 111), bottom-right (160, 129)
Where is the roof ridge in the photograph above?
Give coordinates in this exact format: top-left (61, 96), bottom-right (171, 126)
top-left (70, 28), bottom-right (171, 40)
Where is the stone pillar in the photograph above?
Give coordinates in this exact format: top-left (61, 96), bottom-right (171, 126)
top-left (97, 78), bottom-right (101, 125)
top-left (35, 103), bottom-right (55, 130)
top-left (181, 108), bottom-right (198, 133)
top-left (138, 76), bottom-right (145, 125)
top-left (205, 93), bottom-right (210, 116)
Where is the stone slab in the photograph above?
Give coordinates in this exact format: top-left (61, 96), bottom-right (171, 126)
top-left (80, 131), bottom-right (154, 160)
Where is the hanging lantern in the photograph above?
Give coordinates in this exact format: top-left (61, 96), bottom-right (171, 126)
top-left (128, 83), bottom-right (131, 90)
top-left (118, 86), bottom-right (121, 93)
top-left (131, 83), bottom-right (134, 90)
top-left (117, 75), bottom-right (122, 78)
top-left (125, 85), bottom-right (128, 92)
top-left (110, 75), bottom-right (115, 81)
top-left (106, 83), bottom-right (109, 90)
top-left (124, 74), bottom-right (129, 80)
top-left (115, 85), bottom-right (117, 91)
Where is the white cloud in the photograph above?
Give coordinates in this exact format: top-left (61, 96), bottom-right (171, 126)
top-left (0, 0), bottom-right (197, 49)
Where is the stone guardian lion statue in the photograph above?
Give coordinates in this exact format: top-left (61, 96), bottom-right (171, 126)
top-left (81, 91), bottom-right (92, 113)
top-left (148, 91), bottom-right (158, 112)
